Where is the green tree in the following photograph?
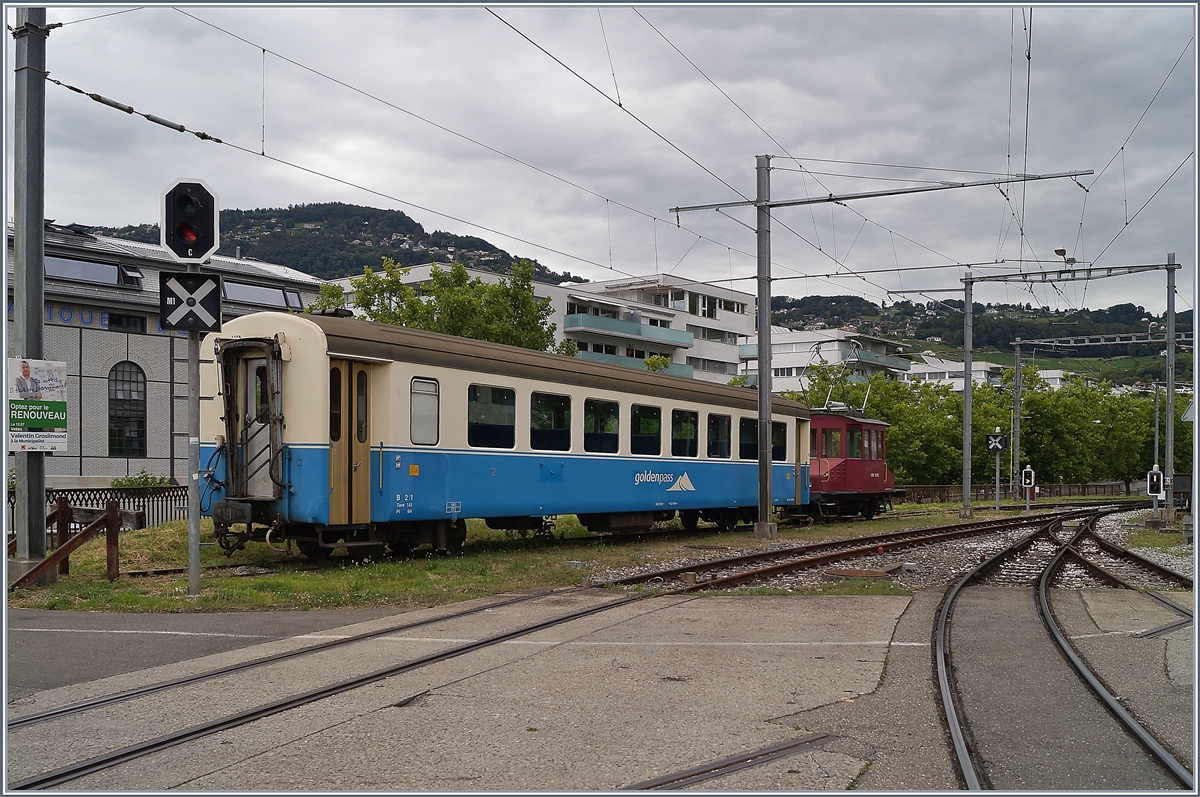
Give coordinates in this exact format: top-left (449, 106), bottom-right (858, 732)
top-left (305, 282), bottom-right (347, 313)
top-left (1020, 373), bottom-right (1100, 484)
top-left (480, 260), bottom-right (556, 350)
top-left (1091, 388), bottom-right (1154, 493)
top-left (644, 355), bottom-right (672, 373)
top-left (351, 259), bottom-right (562, 352)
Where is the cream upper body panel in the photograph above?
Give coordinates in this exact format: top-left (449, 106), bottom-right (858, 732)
top-left (201, 312), bottom-right (335, 446)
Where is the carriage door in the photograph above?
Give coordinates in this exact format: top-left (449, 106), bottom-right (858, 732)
top-left (329, 360), bottom-right (372, 525)
top-left (242, 357), bottom-right (273, 498)
top-left (795, 420), bottom-right (806, 504)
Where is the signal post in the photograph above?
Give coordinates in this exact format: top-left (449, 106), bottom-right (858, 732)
top-left (160, 179), bottom-right (221, 598)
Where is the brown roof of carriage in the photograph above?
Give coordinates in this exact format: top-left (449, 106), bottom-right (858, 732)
top-left (304, 312), bottom-right (809, 418)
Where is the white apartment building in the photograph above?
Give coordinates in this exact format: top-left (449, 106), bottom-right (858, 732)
top-left (739, 327), bottom-right (911, 391)
top-left (900, 354), bottom-right (1079, 392)
top-left (330, 267), bottom-right (754, 385)
top-left (901, 354), bottom-right (1004, 392)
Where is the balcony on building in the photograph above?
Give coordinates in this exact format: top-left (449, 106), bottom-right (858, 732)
top-left (564, 311), bottom-right (694, 349)
top-left (575, 348), bottom-right (694, 378)
top-left (841, 348), bottom-right (911, 372)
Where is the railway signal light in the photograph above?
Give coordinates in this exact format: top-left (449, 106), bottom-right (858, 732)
top-left (162, 179), bottom-right (219, 263)
top-left (1148, 468), bottom-right (1164, 497)
top-left (1020, 467), bottom-right (1035, 488)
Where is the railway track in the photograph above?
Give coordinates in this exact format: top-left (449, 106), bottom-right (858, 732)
top-left (7, 504), bottom-right (1173, 790)
top-left (936, 510), bottom-right (1193, 790)
top-left (612, 506), bottom-right (1105, 591)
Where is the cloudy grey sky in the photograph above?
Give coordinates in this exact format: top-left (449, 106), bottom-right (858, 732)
top-left (5, 4), bottom-right (1196, 315)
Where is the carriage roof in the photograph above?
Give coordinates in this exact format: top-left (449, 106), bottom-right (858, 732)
top-left (266, 312), bottom-right (811, 419)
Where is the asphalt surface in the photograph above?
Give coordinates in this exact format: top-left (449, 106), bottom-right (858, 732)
top-left (950, 586), bottom-right (1185, 790)
top-left (4, 586), bottom-right (1193, 791)
top-left (5, 606), bottom-right (401, 700)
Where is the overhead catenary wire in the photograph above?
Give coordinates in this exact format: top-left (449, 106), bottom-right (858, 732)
top-left (172, 8), bottom-right (766, 277)
top-left (1090, 151), bottom-right (1194, 266)
top-left (45, 69), bottom-right (888, 307)
top-left (486, 7), bottom-right (749, 203)
top-left (175, 6), bottom-right (1026, 308)
top-left (635, 3), bottom-right (983, 304)
top-left (43, 77), bottom-right (626, 277)
top-left (597, 8), bottom-right (622, 107)
top-left (56, 7), bottom-right (142, 26)
top-left (47, 73), bottom-right (871, 300)
top-left (52, 9), bottom-right (1188, 313)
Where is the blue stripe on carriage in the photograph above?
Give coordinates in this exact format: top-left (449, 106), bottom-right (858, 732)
top-left (201, 443), bottom-right (810, 524)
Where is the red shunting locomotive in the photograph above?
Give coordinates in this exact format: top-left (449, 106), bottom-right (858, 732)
top-left (806, 410), bottom-right (902, 521)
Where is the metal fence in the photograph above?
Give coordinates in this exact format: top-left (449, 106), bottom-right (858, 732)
top-left (898, 482), bottom-right (1126, 505)
top-left (7, 486), bottom-right (188, 531)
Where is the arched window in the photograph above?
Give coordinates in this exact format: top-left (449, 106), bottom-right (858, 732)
top-left (109, 361), bottom-right (147, 457)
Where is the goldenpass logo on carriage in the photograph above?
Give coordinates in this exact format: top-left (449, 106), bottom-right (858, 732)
top-left (634, 470), bottom-right (696, 491)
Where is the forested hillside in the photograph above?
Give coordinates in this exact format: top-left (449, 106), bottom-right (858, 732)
top-left (93, 202), bottom-right (588, 286)
top-left (93, 203), bottom-right (1188, 382)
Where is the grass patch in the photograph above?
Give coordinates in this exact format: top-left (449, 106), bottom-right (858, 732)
top-left (8, 511), bottom-right (963, 612)
top-left (1124, 528), bottom-right (1190, 553)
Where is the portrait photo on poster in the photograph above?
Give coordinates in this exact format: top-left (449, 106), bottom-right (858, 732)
top-left (9, 358), bottom-right (66, 401)
top-left (8, 358), bottom-right (69, 452)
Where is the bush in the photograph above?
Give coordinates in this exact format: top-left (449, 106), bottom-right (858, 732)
top-left (111, 469), bottom-right (172, 488)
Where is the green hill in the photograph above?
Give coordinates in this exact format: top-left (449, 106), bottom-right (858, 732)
top-left (91, 202), bottom-right (588, 286)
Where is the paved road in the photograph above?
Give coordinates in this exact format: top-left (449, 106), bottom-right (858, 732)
top-left (5, 607), bottom-right (401, 701)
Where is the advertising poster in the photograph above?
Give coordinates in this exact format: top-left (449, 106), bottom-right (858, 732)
top-left (8, 358), bottom-right (68, 452)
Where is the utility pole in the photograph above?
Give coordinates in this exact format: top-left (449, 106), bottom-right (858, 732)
top-left (1164, 253), bottom-right (1177, 523)
top-left (753, 156), bottom-right (775, 539)
top-left (1153, 383), bottom-right (1161, 520)
top-left (994, 427), bottom-right (1002, 513)
top-left (671, 166), bottom-right (1089, 536)
top-left (1013, 338), bottom-right (1022, 498)
top-left (12, 7), bottom-right (49, 583)
top-left (961, 273), bottom-right (973, 518)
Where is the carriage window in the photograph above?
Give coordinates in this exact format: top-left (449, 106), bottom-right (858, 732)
top-left (672, 410), bottom-right (699, 457)
top-left (871, 429), bottom-right (880, 460)
top-left (739, 418), bottom-right (757, 460)
top-left (356, 370), bottom-right (368, 443)
top-left (410, 379), bottom-right (439, 445)
top-left (329, 367), bottom-right (342, 442)
top-left (468, 384), bottom-right (516, 448)
top-left (847, 428), bottom-right (862, 459)
top-left (584, 399), bottom-right (619, 453)
top-left (631, 405), bottom-right (661, 455)
top-left (531, 392), bottom-right (571, 451)
top-left (707, 413), bottom-right (731, 459)
top-left (821, 428), bottom-right (842, 458)
top-left (772, 422), bottom-right (787, 462)
top-left (810, 427), bottom-right (818, 457)
top-left (255, 365), bottom-right (269, 424)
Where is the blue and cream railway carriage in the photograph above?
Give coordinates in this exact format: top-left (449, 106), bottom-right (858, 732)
top-left (200, 312), bottom-right (811, 558)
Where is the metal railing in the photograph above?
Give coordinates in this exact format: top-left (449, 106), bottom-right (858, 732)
top-left (897, 482), bottom-right (1125, 504)
top-left (7, 486), bottom-right (188, 531)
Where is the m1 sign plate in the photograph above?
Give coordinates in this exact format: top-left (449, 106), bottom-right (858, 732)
top-left (160, 272), bottom-right (222, 332)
